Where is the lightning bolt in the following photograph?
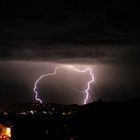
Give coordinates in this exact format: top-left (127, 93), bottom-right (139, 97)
top-left (33, 65), bottom-right (96, 105)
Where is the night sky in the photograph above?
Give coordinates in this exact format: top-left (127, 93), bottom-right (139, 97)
top-left (0, 0), bottom-right (140, 105)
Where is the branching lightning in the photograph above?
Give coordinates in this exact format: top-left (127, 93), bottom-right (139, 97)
top-left (33, 65), bottom-right (96, 104)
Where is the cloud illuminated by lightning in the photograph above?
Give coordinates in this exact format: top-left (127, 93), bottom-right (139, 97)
top-left (33, 65), bottom-right (96, 104)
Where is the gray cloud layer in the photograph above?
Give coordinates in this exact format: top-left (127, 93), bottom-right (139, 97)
top-left (0, 42), bottom-right (139, 66)
top-left (0, 19), bottom-right (139, 65)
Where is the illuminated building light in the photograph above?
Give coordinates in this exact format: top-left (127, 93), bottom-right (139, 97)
top-left (6, 128), bottom-right (11, 137)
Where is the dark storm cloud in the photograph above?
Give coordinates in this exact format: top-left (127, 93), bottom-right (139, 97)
top-left (0, 19), bottom-right (139, 69)
top-left (0, 0), bottom-right (140, 64)
top-left (0, 40), bottom-right (139, 65)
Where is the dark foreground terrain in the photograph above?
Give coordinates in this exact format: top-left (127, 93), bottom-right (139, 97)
top-left (1, 100), bottom-right (140, 140)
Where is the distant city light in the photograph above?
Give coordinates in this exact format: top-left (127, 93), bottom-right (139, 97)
top-left (62, 112), bottom-right (66, 115)
top-left (30, 110), bottom-right (34, 114)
